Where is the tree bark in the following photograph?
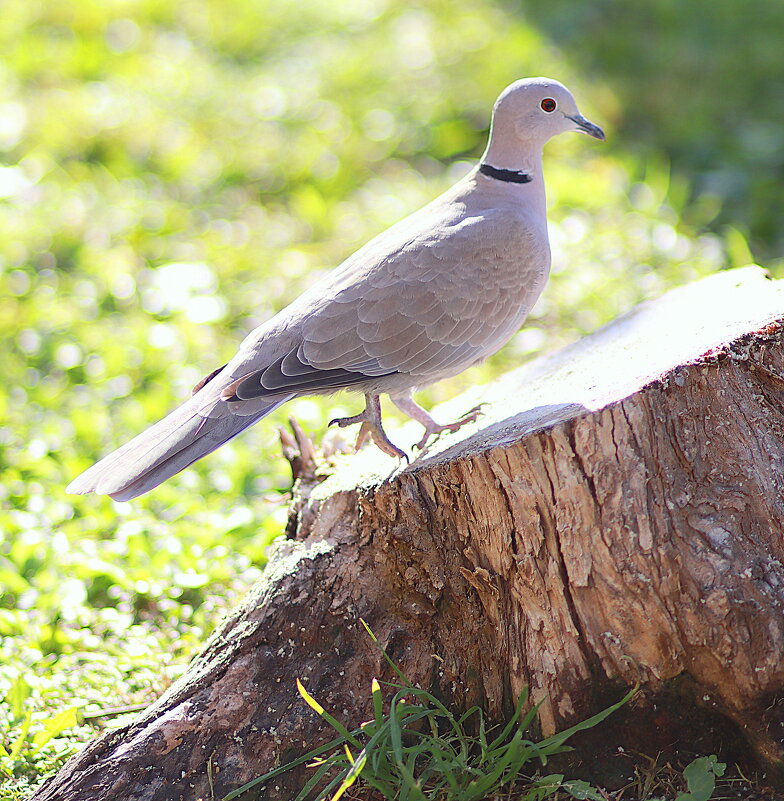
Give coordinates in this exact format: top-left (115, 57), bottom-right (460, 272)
top-left (35, 266), bottom-right (784, 800)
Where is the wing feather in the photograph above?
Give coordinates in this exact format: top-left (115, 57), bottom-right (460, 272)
top-left (219, 206), bottom-right (543, 399)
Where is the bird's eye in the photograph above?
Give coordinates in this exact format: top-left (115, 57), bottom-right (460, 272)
top-left (541, 98), bottom-right (557, 112)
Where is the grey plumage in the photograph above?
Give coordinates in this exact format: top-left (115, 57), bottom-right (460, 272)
top-left (67, 77), bottom-right (604, 500)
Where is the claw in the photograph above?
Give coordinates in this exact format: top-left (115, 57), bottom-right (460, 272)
top-left (329, 413), bottom-right (366, 429)
top-left (460, 402), bottom-right (487, 420)
top-left (329, 394), bottom-right (409, 462)
top-left (355, 421), bottom-right (373, 450)
top-left (390, 391), bottom-right (486, 451)
top-left (413, 405), bottom-right (486, 450)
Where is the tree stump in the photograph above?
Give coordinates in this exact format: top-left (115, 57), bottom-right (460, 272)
top-left (35, 266), bottom-right (784, 800)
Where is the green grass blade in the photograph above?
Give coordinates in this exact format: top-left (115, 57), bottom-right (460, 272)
top-left (537, 686), bottom-right (637, 753)
top-left (359, 772), bottom-right (399, 797)
top-left (5, 675), bottom-right (31, 721)
top-left (531, 773), bottom-right (566, 801)
top-left (221, 735), bottom-right (348, 800)
top-left (297, 678), bottom-right (362, 748)
top-left (456, 705), bottom-right (483, 725)
top-left (486, 686), bottom-right (533, 751)
top-left (389, 697), bottom-right (405, 765)
top-left (315, 770), bottom-right (353, 801)
top-left (8, 710), bottom-right (33, 762)
top-left (31, 705), bottom-right (79, 754)
top-left (360, 619), bottom-right (414, 689)
top-left (396, 758), bottom-right (427, 801)
top-left (331, 745), bottom-right (368, 801)
top-left (294, 758), bottom-right (342, 801)
top-left (457, 730), bottom-right (523, 800)
top-left (372, 677), bottom-right (384, 724)
top-left (474, 708), bottom-right (489, 763)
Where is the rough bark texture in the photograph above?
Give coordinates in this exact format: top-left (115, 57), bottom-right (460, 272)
top-left (35, 267), bottom-right (784, 800)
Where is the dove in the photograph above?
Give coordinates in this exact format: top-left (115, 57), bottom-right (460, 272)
top-left (67, 77), bottom-right (604, 501)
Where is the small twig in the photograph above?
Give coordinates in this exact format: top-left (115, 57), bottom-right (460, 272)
top-left (82, 702), bottom-right (149, 721)
top-left (207, 753), bottom-right (216, 801)
top-left (289, 416), bottom-right (316, 467)
top-left (278, 416), bottom-right (318, 483)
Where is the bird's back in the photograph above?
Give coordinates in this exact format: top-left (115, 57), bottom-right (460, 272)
top-left (232, 171), bottom-right (552, 385)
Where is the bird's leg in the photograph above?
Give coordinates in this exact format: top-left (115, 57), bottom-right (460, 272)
top-left (390, 390), bottom-right (484, 450)
top-left (329, 394), bottom-right (409, 461)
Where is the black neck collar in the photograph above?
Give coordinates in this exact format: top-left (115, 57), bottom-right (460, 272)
top-left (478, 163), bottom-right (532, 184)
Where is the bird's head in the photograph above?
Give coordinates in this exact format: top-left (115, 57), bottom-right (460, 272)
top-left (491, 77), bottom-right (605, 146)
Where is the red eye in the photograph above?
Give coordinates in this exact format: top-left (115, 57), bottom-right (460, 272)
top-left (541, 98), bottom-right (557, 112)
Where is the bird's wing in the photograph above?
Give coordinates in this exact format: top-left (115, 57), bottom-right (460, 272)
top-left (225, 209), bottom-right (544, 401)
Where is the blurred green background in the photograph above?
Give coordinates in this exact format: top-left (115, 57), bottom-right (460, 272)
top-left (1, 0), bottom-right (782, 793)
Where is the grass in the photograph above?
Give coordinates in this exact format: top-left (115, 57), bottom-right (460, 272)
top-left (222, 622), bottom-right (636, 801)
top-left (1, 0), bottom-right (782, 797)
top-left (216, 624), bottom-right (744, 801)
top-left (622, 754), bottom-right (726, 801)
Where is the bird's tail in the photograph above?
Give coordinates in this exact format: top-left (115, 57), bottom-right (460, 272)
top-left (67, 382), bottom-right (288, 501)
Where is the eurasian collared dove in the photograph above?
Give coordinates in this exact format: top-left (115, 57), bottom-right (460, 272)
top-left (67, 77), bottom-right (604, 501)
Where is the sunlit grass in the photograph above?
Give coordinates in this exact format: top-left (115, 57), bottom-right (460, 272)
top-left (0, 0), bottom-right (773, 795)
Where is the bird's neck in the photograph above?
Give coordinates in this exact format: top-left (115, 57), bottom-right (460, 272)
top-left (478, 137), bottom-right (547, 219)
top-left (480, 136), bottom-right (543, 180)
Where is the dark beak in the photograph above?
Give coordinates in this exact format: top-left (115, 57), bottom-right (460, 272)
top-left (568, 113), bottom-right (605, 141)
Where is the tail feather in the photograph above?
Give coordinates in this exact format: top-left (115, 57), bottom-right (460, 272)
top-left (67, 390), bottom-right (290, 500)
top-left (103, 409), bottom-right (276, 501)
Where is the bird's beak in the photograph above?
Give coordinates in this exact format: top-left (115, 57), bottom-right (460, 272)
top-left (567, 113), bottom-right (605, 140)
